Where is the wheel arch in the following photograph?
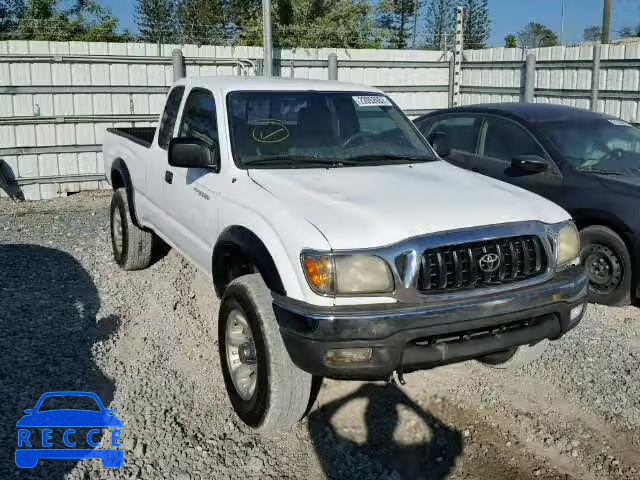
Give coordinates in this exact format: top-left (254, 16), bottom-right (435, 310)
top-left (212, 226), bottom-right (286, 298)
top-left (110, 158), bottom-right (141, 227)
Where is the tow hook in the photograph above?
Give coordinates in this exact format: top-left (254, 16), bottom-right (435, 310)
top-left (388, 370), bottom-right (406, 386)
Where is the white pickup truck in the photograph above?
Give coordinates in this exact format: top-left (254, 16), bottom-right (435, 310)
top-left (103, 76), bottom-right (588, 432)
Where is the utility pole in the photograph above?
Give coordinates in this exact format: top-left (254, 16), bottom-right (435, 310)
top-left (412, 0), bottom-right (419, 48)
top-left (262, 0), bottom-right (273, 76)
top-left (560, 0), bottom-right (565, 44)
top-left (601, 0), bottom-right (612, 44)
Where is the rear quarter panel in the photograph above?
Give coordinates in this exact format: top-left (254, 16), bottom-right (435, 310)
top-left (102, 131), bottom-right (153, 225)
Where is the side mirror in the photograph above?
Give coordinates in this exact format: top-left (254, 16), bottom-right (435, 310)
top-left (105, 409), bottom-right (115, 414)
top-left (428, 131), bottom-right (452, 158)
top-left (23, 409), bottom-right (34, 415)
top-left (169, 137), bottom-right (220, 172)
top-left (512, 155), bottom-right (549, 173)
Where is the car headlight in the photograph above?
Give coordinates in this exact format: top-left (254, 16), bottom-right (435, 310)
top-left (301, 253), bottom-right (394, 295)
top-left (557, 222), bottom-right (580, 268)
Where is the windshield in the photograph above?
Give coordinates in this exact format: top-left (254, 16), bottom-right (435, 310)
top-left (227, 91), bottom-right (437, 168)
top-left (38, 395), bottom-right (101, 412)
top-left (539, 119), bottom-right (640, 174)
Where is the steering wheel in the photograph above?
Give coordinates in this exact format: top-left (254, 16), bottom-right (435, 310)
top-left (342, 132), bottom-right (369, 149)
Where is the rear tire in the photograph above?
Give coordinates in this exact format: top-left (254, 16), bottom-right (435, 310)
top-left (477, 341), bottom-right (548, 369)
top-left (110, 187), bottom-right (154, 271)
top-left (580, 225), bottom-right (632, 306)
top-left (218, 274), bottom-right (312, 433)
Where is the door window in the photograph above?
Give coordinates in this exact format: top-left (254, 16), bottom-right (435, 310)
top-left (480, 117), bottom-right (545, 162)
top-left (425, 116), bottom-right (481, 154)
top-left (179, 89), bottom-right (218, 148)
top-left (157, 86), bottom-right (185, 150)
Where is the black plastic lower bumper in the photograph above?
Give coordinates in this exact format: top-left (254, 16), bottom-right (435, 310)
top-left (273, 267), bottom-right (588, 379)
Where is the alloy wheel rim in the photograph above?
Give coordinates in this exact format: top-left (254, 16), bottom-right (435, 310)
top-left (112, 208), bottom-right (124, 255)
top-left (225, 309), bottom-right (258, 401)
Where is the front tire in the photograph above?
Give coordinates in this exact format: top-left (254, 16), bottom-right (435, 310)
top-left (219, 274), bottom-right (312, 433)
top-left (110, 188), bottom-right (154, 271)
top-left (477, 341), bottom-right (548, 369)
top-left (580, 225), bottom-right (632, 306)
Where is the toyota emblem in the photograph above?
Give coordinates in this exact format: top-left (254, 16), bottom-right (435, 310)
top-left (478, 253), bottom-right (500, 273)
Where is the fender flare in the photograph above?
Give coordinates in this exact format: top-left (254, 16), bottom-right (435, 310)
top-left (212, 226), bottom-right (286, 297)
top-left (110, 159), bottom-right (141, 227)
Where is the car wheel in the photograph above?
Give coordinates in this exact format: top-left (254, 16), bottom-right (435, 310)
top-left (110, 187), bottom-right (155, 271)
top-left (477, 341), bottom-right (548, 369)
top-left (580, 225), bottom-right (632, 306)
top-left (218, 274), bottom-right (313, 433)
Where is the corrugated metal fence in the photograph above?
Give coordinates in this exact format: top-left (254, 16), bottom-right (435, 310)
top-left (0, 40), bottom-right (639, 200)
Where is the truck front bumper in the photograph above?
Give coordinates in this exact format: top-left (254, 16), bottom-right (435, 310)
top-left (273, 267), bottom-right (588, 379)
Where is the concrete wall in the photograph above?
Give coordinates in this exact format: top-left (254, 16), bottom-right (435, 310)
top-left (461, 43), bottom-right (640, 122)
top-left (0, 40), bottom-right (449, 200)
top-left (1, 40), bottom-right (639, 200)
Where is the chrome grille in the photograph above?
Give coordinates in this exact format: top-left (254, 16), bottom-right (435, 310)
top-left (417, 235), bottom-right (548, 292)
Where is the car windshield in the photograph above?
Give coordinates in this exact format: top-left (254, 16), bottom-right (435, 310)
top-left (38, 395), bottom-right (101, 412)
top-left (227, 91), bottom-right (437, 168)
top-left (539, 119), bottom-right (640, 175)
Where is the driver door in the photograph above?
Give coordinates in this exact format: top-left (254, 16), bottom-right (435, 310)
top-left (476, 116), bottom-right (562, 200)
top-left (162, 87), bottom-right (221, 271)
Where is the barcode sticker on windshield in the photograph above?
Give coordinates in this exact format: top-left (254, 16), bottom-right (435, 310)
top-left (352, 95), bottom-right (392, 107)
top-left (609, 119), bottom-right (631, 127)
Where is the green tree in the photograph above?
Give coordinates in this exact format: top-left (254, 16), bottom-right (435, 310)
top-left (176, 0), bottom-right (227, 44)
top-left (618, 25), bottom-right (640, 38)
top-left (459, 0), bottom-right (490, 49)
top-left (376, 0), bottom-right (420, 49)
top-left (239, 0), bottom-right (377, 48)
top-left (424, 0), bottom-right (454, 50)
top-left (0, 0), bottom-right (25, 34)
top-left (583, 25), bottom-right (601, 42)
top-left (516, 22), bottom-right (558, 48)
top-left (504, 33), bottom-right (517, 48)
top-left (135, 0), bottom-right (177, 43)
top-left (15, 0), bottom-right (127, 41)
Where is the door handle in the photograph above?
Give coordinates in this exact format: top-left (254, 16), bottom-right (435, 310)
top-left (164, 171), bottom-right (173, 184)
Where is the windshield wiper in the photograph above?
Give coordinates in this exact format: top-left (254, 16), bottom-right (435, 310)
top-left (243, 156), bottom-right (359, 168)
top-left (578, 168), bottom-right (625, 176)
top-left (345, 154), bottom-right (438, 164)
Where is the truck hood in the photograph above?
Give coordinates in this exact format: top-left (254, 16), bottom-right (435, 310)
top-left (248, 162), bottom-right (570, 250)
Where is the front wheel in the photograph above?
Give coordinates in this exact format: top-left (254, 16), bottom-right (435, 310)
top-left (218, 274), bottom-right (313, 433)
top-left (580, 225), bottom-right (632, 306)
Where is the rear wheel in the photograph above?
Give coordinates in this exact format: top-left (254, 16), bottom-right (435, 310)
top-left (110, 188), bottom-right (154, 271)
top-left (218, 274), bottom-right (312, 432)
top-left (580, 225), bottom-right (631, 306)
top-left (477, 341), bottom-right (548, 369)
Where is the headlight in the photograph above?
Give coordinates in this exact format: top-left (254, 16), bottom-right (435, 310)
top-left (301, 253), bottom-right (394, 295)
top-left (557, 222), bottom-right (580, 267)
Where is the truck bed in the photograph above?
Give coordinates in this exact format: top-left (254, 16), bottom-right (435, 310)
top-left (106, 127), bottom-right (156, 148)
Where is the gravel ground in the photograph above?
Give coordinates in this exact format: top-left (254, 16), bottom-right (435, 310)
top-left (1, 192), bottom-right (639, 480)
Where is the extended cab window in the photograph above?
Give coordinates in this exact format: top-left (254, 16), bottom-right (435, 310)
top-left (425, 116), bottom-right (481, 154)
top-left (480, 117), bottom-right (545, 162)
top-left (157, 86), bottom-right (185, 150)
top-left (179, 89), bottom-right (218, 148)
top-left (227, 91), bottom-right (436, 168)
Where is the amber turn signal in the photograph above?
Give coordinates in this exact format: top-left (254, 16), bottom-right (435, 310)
top-left (302, 254), bottom-right (333, 293)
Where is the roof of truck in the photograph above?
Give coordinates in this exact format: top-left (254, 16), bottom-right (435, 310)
top-left (173, 76), bottom-right (383, 94)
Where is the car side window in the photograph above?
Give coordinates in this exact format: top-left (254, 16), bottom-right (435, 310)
top-left (424, 116), bottom-right (481, 154)
top-left (480, 117), bottom-right (545, 162)
top-left (178, 88), bottom-right (218, 149)
top-left (157, 86), bottom-right (185, 150)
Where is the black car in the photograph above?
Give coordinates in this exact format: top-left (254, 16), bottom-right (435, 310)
top-left (414, 103), bottom-right (640, 306)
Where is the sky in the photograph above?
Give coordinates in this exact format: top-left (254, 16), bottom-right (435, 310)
top-left (102, 0), bottom-right (640, 47)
